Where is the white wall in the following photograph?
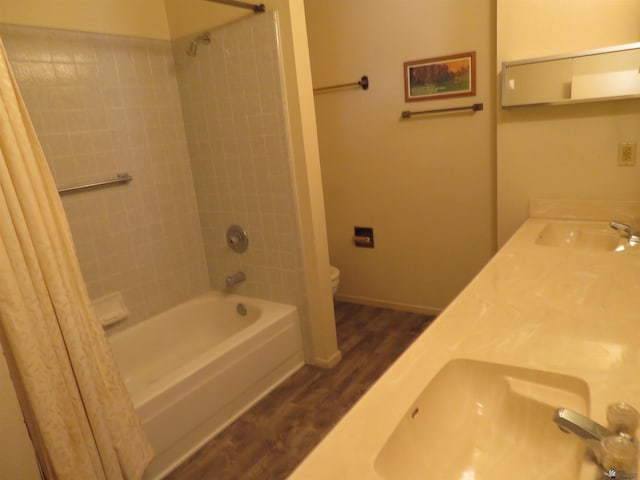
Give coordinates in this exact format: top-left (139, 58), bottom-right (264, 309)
top-left (497, 0), bottom-right (640, 245)
top-left (305, 0), bottom-right (496, 313)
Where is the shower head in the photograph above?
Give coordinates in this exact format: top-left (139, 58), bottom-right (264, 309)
top-left (186, 31), bottom-right (212, 57)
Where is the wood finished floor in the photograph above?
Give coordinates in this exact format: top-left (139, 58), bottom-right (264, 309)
top-left (164, 301), bottom-right (435, 480)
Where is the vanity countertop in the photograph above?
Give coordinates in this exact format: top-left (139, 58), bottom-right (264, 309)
top-left (289, 208), bottom-right (640, 479)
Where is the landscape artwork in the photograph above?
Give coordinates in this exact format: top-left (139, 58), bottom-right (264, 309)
top-left (404, 52), bottom-right (476, 102)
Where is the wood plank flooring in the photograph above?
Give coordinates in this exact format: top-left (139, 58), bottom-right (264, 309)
top-left (164, 301), bottom-right (435, 480)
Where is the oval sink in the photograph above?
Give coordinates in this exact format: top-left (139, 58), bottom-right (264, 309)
top-left (535, 222), bottom-right (622, 252)
top-left (374, 359), bottom-right (590, 480)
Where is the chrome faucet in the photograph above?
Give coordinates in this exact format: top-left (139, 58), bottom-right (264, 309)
top-left (554, 407), bottom-right (638, 476)
top-left (225, 271), bottom-right (246, 288)
top-left (554, 408), bottom-right (613, 457)
top-left (610, 220), bottom-right (640, 246)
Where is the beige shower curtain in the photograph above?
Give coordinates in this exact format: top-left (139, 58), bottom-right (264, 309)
top-left (0, 39), bottom-right (153, 479)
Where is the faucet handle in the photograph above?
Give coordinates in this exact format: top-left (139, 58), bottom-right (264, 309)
top-left (608, 402), bottom-right (640, 438)
top-left (601, 435), bottom-right (638, 476)
top-left (610, 221), bottom-right (640, 246)
top-left (610, 221), bottom-right (633, 235)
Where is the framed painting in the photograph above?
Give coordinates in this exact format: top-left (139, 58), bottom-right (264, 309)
top-left (404, 52), bottom-right (476, 102)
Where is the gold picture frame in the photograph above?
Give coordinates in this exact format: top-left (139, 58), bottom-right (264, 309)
top-left (404, 52), bottom-right (476, 102)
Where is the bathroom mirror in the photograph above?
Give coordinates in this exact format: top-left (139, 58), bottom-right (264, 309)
top-left (502, 42), bottom-right (640, 107)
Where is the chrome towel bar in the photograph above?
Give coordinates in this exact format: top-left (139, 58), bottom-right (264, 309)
top-left (401, 102), bottom-right (483, 118)
top-left (57, 172), bottom-right (133, 195)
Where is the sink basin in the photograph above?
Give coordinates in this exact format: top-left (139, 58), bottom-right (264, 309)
top-left (535, 222), bottom-right (622, 252)
top-left (374, 359), bottom-right (590, 480)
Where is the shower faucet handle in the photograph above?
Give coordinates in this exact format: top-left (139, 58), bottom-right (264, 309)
top-left (226, 225), bottom-right (249, 253)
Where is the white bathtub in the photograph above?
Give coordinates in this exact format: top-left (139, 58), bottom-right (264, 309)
top-left (108, 290), bottom-right (304, 479)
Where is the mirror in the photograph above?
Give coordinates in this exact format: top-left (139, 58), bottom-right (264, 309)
top-left (502, 42), bottom-right (640, 107)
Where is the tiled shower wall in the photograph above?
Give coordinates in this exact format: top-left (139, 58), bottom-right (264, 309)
top-left (0, 15), bottom-right (311, 350)
top-left (172, 13), bottom-right (310, 347)
top-left (0, 24), bottom-right (210, 326)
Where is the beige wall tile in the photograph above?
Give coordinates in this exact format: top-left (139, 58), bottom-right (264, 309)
top-left (1, 24), bottom-right (209, 326)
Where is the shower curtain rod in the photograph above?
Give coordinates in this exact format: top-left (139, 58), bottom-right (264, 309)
top-left (204, 0), bottom-right (266, 13)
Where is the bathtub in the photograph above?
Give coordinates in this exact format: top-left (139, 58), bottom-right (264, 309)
top-left (108, 291), bottom-right (304, 480)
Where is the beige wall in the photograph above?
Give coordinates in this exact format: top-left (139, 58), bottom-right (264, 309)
top-left (3, 0), bottom-right (638, 477)
top-left (165, 0), bottom-right (248, 38)
top-left (0, 0), bottom-right (170, 38)
top-left (0, 3), bottom-right (338, 475)
top-left (497, 0), bottom-right (640, 245)
top-left (305, 0), bottom-right (496, 313)
top-left (284, 0), bottom-right (340, 367)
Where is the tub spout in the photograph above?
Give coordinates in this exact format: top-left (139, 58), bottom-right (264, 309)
top-left (225, 271), bottom-right (246, 288)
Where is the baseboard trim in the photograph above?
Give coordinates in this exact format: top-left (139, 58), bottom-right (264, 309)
top-left (311, 349), bottom-right (343, 369)
top-left (334, 294), bottom-right (443, 317)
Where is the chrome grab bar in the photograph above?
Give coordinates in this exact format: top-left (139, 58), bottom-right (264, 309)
top-left (57, 172), bottom-right (132, 195)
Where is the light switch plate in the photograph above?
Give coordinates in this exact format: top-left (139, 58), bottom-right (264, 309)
top-left (618, 142), bottom-right (636, 166)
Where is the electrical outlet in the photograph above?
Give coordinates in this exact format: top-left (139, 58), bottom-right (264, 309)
top-left (618, 142), bottom-right (636, 166)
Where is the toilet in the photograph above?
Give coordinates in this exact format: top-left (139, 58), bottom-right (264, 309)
top-left (329, 265), bottom-right (340, 297)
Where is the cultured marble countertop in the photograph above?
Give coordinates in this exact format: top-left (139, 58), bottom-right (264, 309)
top-left (289, 208), bottom-right (640, 479)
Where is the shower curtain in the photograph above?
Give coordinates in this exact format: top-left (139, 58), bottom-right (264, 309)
top-left (0, 39), bottom-right (153, 479)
